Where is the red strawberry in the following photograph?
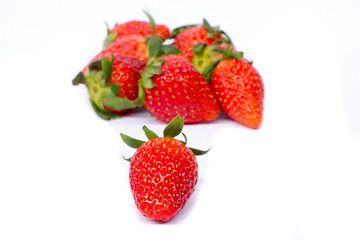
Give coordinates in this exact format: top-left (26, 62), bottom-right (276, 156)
top-left (73, 53), bottom-right (146, 119)
top-left (172, 20), bottom-right (231, 62)
top-left (104, 19), bottom-right (169, 47)
top-left (83, 35), bottom-right (148, 74)
top-left (121, 116), bottom-right (209, 222)
top-left (100, 35), bottom-right (149, 61)
top-left (210, 49), bottom-right (264, 129)
top-left (141, 54), bottom-right (220, 123)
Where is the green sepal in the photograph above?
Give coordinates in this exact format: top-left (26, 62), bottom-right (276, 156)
top-left (202, 60), bottom-right (220, 81)
top-left (232, 51), bottom-right (244, 59)
top-left (101, 55), bottom-right (113, 84)
top-left (193, 43), bottom-right (206, 55)
top-left (169, 24), bottom-right (197, 38)
top-left (147, 36), bottom-right (163, 59)
top-left (103, 31), bottom-right (117, 48)
top-left (180, 132), bottom-right (187, 145)
top-left (120, 133), bottom-right (145, 149)
top-left (88, 60), bottom-right (101, 71)
top-left (102, 95), bottom-right (137, 111)
top-left (203, 19), bottom-right (212, 32)
top-left (109, 82), bottom-right (121, 95)
top-left (142, 125), bottom-right (159, 140)
top-left (220, 30), bottom-right (234, 45)
top-left (90, 100), bottom-right (121, 120)
top-left (72, 72), bottom-right (86, 85)
top-left (163, 116), bottom-right (184, 138)
top-left (160, 45), bottom-right (181, 56)
top-left (123, 156), bottom-right (132, 162)
top-left (143, 10), bottom-right (156, 35)
top-left (189, 147), bottom-right (211, 156)
top-left (222, 46), bottom-right (233, 60)
top-left (135, 85), bottom-right (145, 106)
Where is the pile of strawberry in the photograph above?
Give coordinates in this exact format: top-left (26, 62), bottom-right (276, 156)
top-left (72, 12), bottom-right (265, 222)
top-left (73, 12), bottom-right (264, 129)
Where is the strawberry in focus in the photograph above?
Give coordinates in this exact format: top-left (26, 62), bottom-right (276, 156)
top-left (121, 116), bottom-right (209, 222)
top-left (209, 48), bottom-right (264, 129)
top-left (142, 54), bottom-right (220, 123)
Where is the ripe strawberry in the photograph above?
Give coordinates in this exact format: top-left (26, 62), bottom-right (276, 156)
top-left (140, 54), bottom-right (220, 123)
top-left (100, 35), bottom-right (149, 61)
top-left (103, 11), bottom-right (170, 47)
top-left (172, 19), bottom-right (231, 62)
top-left (209, 48), bottom-right (264, 129)
top-left (121, 116), bottom-right (209, 222)
top-left (73, 53), bottom-right (146, 119)
top-left (192, 41), bottom-right (236, 75)
top-left (83, 35), bottom-right (148, 74)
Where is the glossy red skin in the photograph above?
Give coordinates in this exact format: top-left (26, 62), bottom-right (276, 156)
top-left (211, 58), bottom-right (264, 129)
top-left (110, 20), bottom-right (170, 40)
top-left (129, 137), bottom-right (198, 222)
top-left (101, 35), bottom-right (148, 61)
top-left (91, 53), bottom-right (146, 113)
top-left (83, 35), bottom-right (148, 74)
top-left (144, 55), bottom-right (220, 123)
top-left (173, 25), bottom-right (221, 61)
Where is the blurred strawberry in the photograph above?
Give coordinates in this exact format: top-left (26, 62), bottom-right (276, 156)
top-left (103, 11), bottom-right (169, 47)
top-left (73, 53), bottom-right (146, 119)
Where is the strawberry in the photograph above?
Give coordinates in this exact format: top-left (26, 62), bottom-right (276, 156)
top-left (100, 35), bottom-right (149, 61)
top-left (83, 35), bottom-right (148, 74)
top-left (121, 116), bottom-right (209, 222)
top-left (140, 54), bottom-right (220, 123)
top-left (73, 53), bottom-right (146, 119)
top-left (103, 11), bottom-right (170, 47)
top-left (208, 47), bottom-right (264, 129)
top-left (192, 41), bottom-right (236, 75)
top-left (171, 19), bottom-right (231, 62)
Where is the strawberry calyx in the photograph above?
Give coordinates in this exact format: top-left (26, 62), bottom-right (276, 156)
top-left (135, 34), bottom-right (181, 106)
top-left (72, 55), bottom-right (138, 120)
top-left (196, 45), bottom-right (244, 81)
top-left (121, 116), bottom-right (210, 161)
top-left (170, 19), bottom-right (233, 45)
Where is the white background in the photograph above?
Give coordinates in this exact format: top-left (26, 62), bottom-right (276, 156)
top-left (1, 0), bottom-right (359, 239)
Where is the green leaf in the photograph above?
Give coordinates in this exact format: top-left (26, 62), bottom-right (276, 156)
top-left (152, 59), bottom-right (166, 67)
top-left (169, 24), bottom-right (197, 38)
top-left (101, 57), bottom-right (113, 84)
top-left (88, 60), bottom-right (101, 71)
top-left (140, 75), bottom-right (156, 89)
top-left (220, 30), bottom-right (234, 45)
top-left (102, 95), bottom-right (137, 111)
top-left (193, 43), bottom-right (206, 55)
top-left (135, 86), bottom-right (145, 106)
top-left (142, 125), bottom-right (159, 140)
top-left (103, 31), bottom-right (117, 48)
top-left (203, 19), bottom-right (212, 32)
top-left (143, 10), bottom-right (156, 35)
top-left (147, 36), bottom-right (163, 58)
top-left (160, 45), bottom-right (181, 56)
top-left (120, 133), bottom-right (145, 149)
top-left (109, 82), bottom-right (121, 95)
top-left (189, 147), bottom-right (211, 156)
top-left (90, 100), bottom-right (121, 120)
top-left (222, 46), bottom-right (233, 60)
top-left (123, 156), bottom-right (132, 162)
top-left (202, 60), bottom-right (220, 81)
top-left (163, 116), bottom-right (184, 138)
top-left (232, 51), bottom-right (244, 59)
top-left (182, 132), bottom-right (187, 145)
top-left (72, 72), bottom-right (86, 85)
